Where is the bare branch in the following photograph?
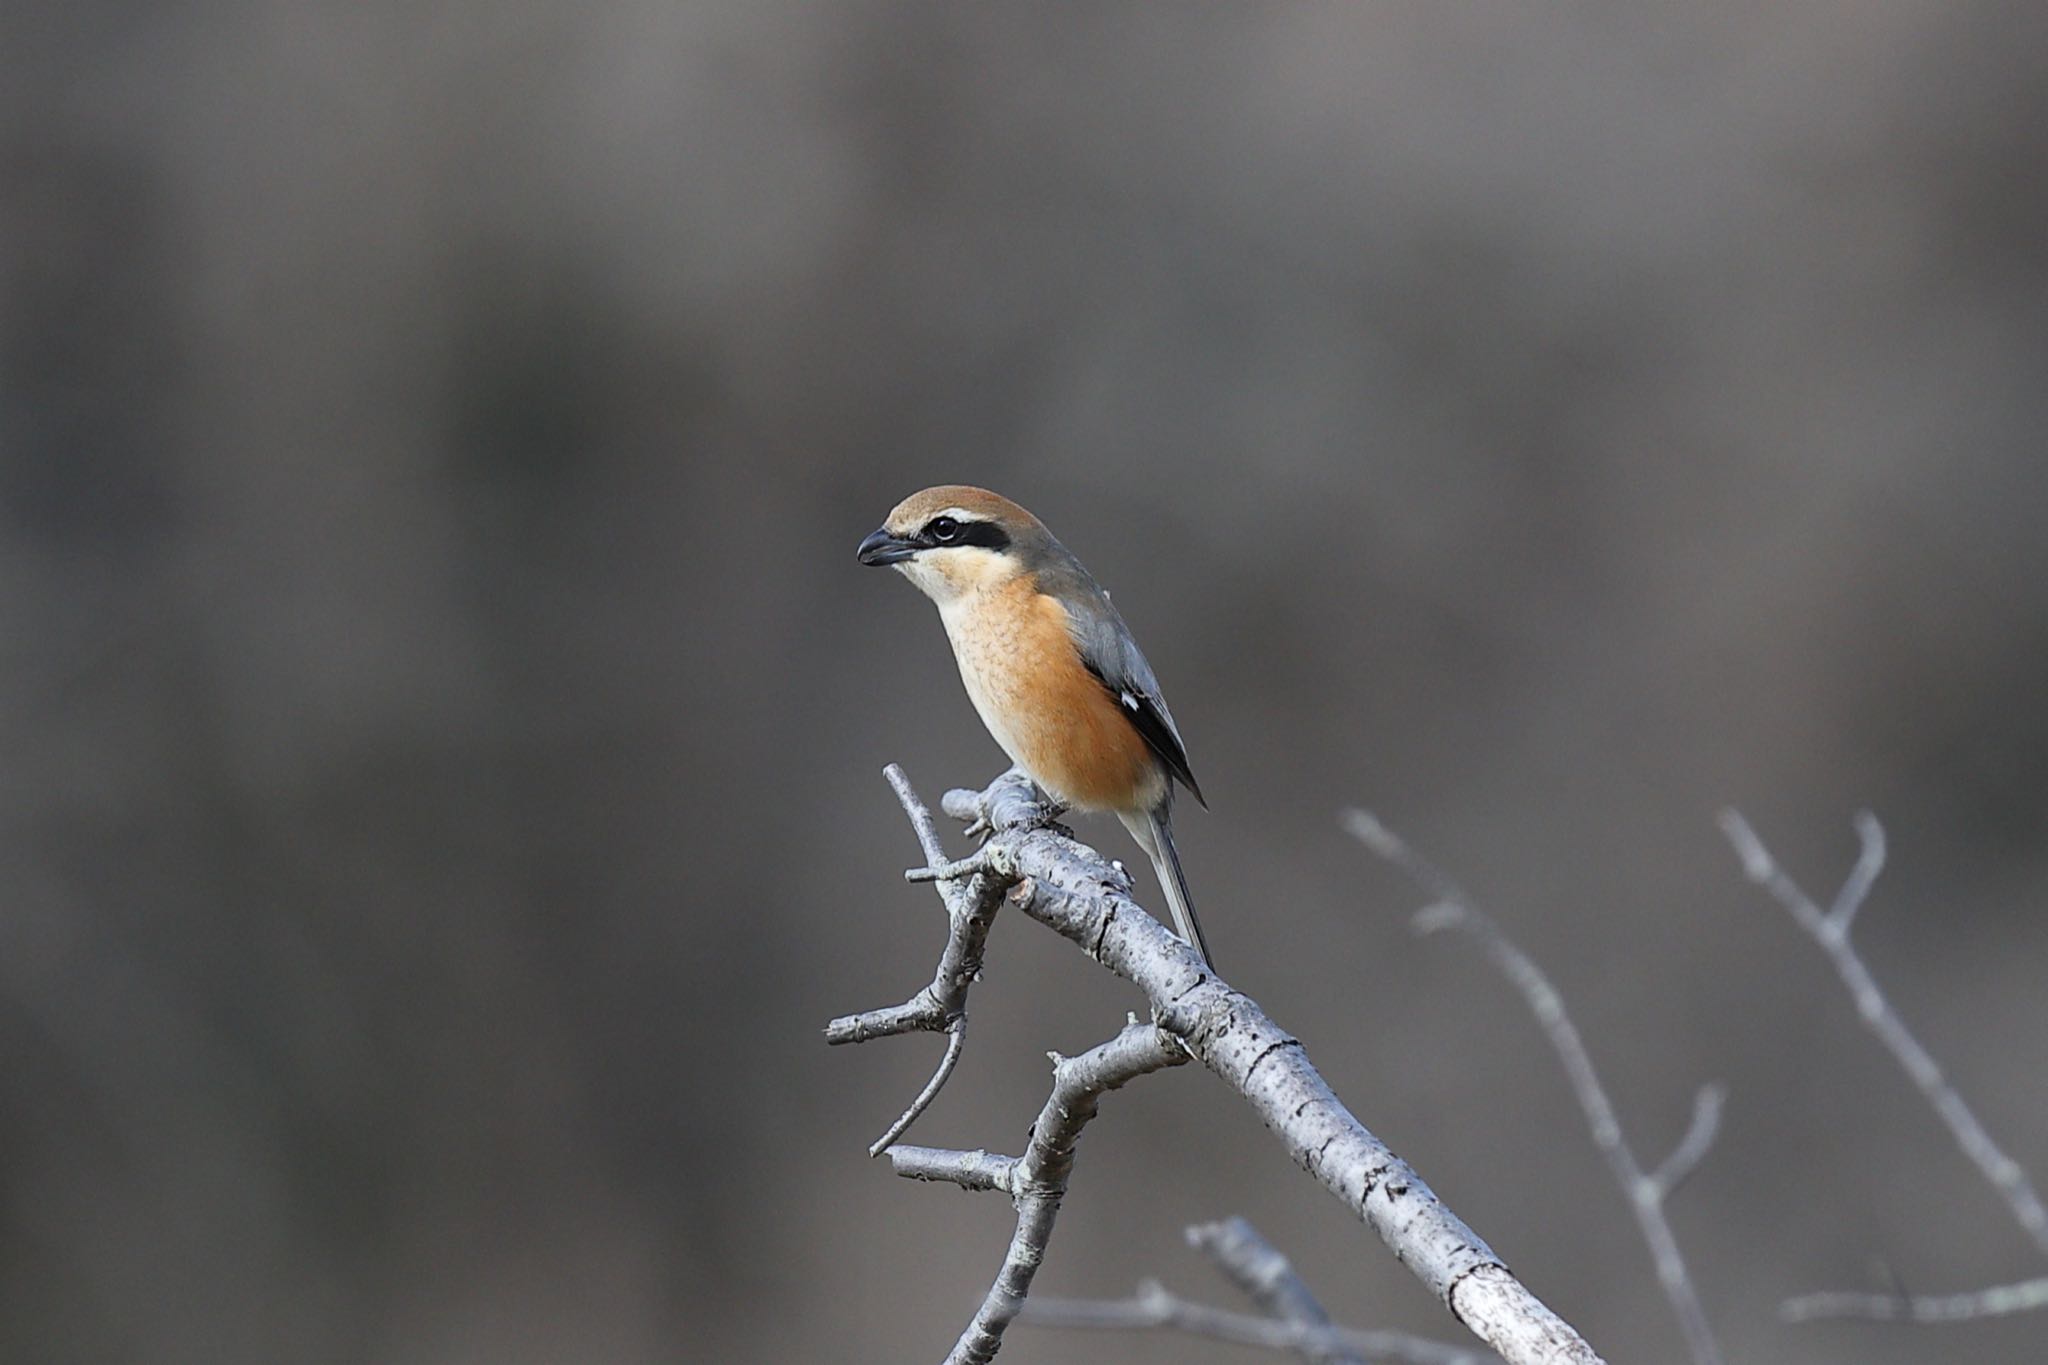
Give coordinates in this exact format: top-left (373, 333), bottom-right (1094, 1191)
top-left (1347, 810), bottom-right (1722, 1365)
top-left (1828, 809), bottom-right (1887, 934)
top-left (889, 1145), bottom-right (1018, 1193)
top-left (900, 1016), bottom-right (1188, 1365)
top-left (832, 769), bottom-right (1606, 1364)
top-left (952, 773), bottom-right (1602, 1362)
top-left (906, 845), bottom-right (1007, 884)
top-left (887, 761), bottom-right (951, 870)
top-left (821, 766), bottom-right (1009, 1152)
top-left (1188, 1216), bottom-right (1359, 1362)
top-left (1646, 1085), bottom-right (1727, 1204)
top-left (868, 1017), bottom-right (969, 1156)
top-left (1025, 1278), bottom-right (1495, 1364)
top-left (1177, 1217), bottom-right (1363, 1364)
top-left (1720, 809), bottom-right (2048, 1318)
top-left (822, 992), bottom-right (947, 1047)
top-left (1020, 1216), bottom-right (1492, 1362)
top-left (1782, 1277), bottom-right (2048, 1323)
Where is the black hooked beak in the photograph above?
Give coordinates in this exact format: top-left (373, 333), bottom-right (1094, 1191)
top-left (856, 527), bottom-right (919, 566)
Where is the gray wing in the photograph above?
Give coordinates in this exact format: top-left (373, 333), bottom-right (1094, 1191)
top-left (1040, 549), bottom-right (1205, 808)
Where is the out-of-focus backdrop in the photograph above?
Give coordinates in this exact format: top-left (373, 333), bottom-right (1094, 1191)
top-left (6, 4), bottom-right (2047, 1362)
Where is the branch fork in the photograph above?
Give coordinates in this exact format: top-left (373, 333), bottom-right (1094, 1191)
top-left (1721, 809), bottom-right (2048, 1325)
top-left (1347, 810), bottom-right (1725, 1365)
top-left (1025, 1216), bottom-right (1495, 1363)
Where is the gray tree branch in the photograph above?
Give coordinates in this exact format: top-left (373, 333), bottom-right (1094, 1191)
top-left (1017, 1215), bottom-right (1498, 1363)
top-left (1023, 1214), bottom-right (1498, 1363)
top-left (829, 765), bottom-right (1607, 1365)
top-left (1720, 809), bottom-right (2048, 1324)
top-left (1024, 1276), bottom-right (1494, 1364)
top-left (1188, 1216), bottom-right (1368, 1365)
top-left (823, 766), bottom-right (1007, 1155)
top-left (1345, 811), bottom-right (1724, 1365)
top-left (895, 1015), bottom-right (1186, 1365)
top-left (1780, 1277), bottom-right (2048, 1324)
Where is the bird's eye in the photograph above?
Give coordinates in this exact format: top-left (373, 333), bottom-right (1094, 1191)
top-left (929, 516), bottom-right (962, 543)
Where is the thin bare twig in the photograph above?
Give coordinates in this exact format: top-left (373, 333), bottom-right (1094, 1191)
top-left (1781, 1277), bottom-right (2048, 1323)
top-left (868, 1019), bottom-right (969, 1155)
top-left (822, 765), bottom-right (1007, 1154)
top-left (1187, 1216), bottom-right (1364, 1364)
top-left (905, 847), bottom-right (1004, 883)
top-left (1720, 809), bottom-right (2048, 1322)
top-left (891, 1144), bottom-right (1017, 1193)
top-left (1018, 1215), bottom-right (1491, 1364)
top-left (1025, 1277), bottom-right (1493, 1364)
top-left (888, 762), bottom-right (951, 868)
top-left (831, 767), bottom-right (1605, 1364)
top-left (1345, 810), bottom-right (1723, 1365)
top-left (889, 1015), bottom-right (1188, 1365)
top-left (1647, 1085), bottom-right (1727, 1204)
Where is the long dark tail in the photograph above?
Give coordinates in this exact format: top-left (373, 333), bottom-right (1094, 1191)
top-left (1126, 806), bottom-right (1212, 967)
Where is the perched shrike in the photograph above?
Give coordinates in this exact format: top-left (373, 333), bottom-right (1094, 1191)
top-left (857, 485), bottom-right (1211, 964)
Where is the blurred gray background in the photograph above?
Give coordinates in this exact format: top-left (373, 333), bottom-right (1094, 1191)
top-left (5, 3), bottom-right (2047, 1362)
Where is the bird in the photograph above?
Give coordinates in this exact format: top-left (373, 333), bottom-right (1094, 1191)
top-left (857, 485), bottom-right (1212, 965)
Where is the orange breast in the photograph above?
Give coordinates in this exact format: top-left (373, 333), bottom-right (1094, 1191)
top-left (941, 581), bottom-right (1164, 813)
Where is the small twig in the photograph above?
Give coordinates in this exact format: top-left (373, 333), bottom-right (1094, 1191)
top-left (887, 762), bottom-right (951, 870)
top-left (906, 846), bottom-right (1007, 884)
top-left (868, 1018), bottom-right (970, 1156)
top-left (1183, 1217), bottom-right (1365, 1365)
top-left (1646, 1084), bottom-right (1727, 1204)
top-left (1781, 1276), bottom-right (2048, 1323)
top-left (889, 1145), bottom-right (1018, 1193)
top-left (1720, 809), bottom-right (2048, 1319)
top-left (1018, 1216), bottom-right (1490, 1363)
top-left (1827, 810), bottom-right (1887, 935)
top-left (1189, 1216), bottom-right (1359, 1362)
top-left (895, 1016), bottom-right (1188, 1365)
top-left (1024, 1279), bottom-right (1492, 1364)
top-left (822, 766), bottom-right (1009, 1152)
top-left (1346, 810), bottom-right (1724, 1365)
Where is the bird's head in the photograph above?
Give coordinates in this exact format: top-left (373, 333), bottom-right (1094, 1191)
top-left (856, 485), bottom-right (1047, 604)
